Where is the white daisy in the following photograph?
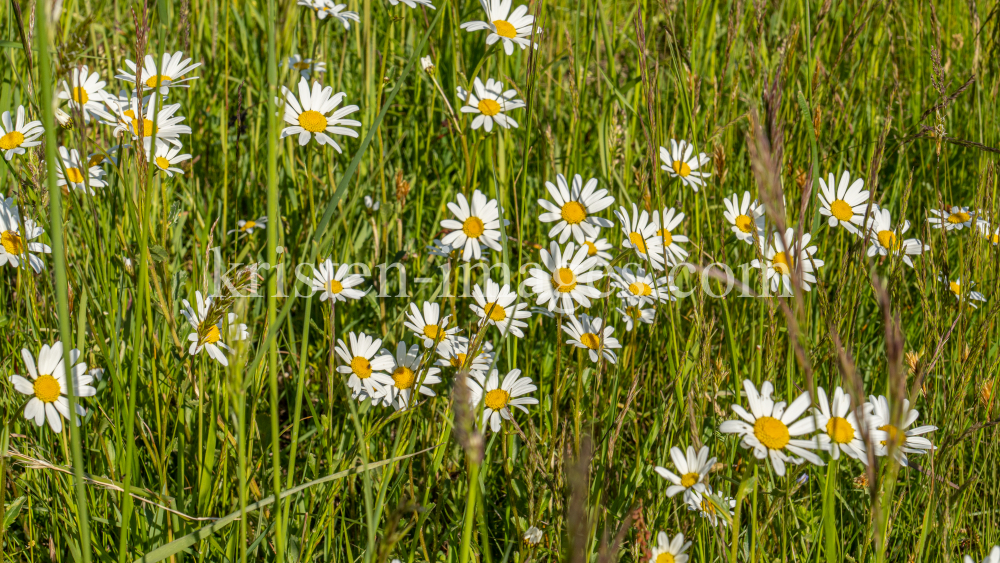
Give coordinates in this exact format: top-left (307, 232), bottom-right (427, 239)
top-left (57, 66), bottom-right (114, 122)
top-left (280, 78), bottom-right (361, 151)
top-left (523, 526), bottom-right (544, 545)
top-left (686, 485), bottom-right (737, 528)
top-left (525, 241), bottom-right (603, 313)
top-left (55, 146), bottom-right (106, 195)
top-left (403, 301), bottom-right (459, 348)
top-left (0, 106), bottom-right (44, 161)
top-left (652, 207), bottom-right (689, 265)
top-left (939, 275), bottom-right (988, 309)
top-left (116, 51), bottom-right (202, 96)
top-left (150, 142), bottom-right (191, 177)
top-left (817, 171), bottom-right (870, 234)
top-left (364, 195), bottom-right (380, 212)
top-left (284, 54), bottom-right (327, 80)
top-left (813, 387), bottom-right (884, 463)
top-left (537, 173), bottom-right (615, 243)
top-left (106, 96), bottom-right (192, 150)
top-left (310, 259), bottom-right (366, 302)
top-left (467, 368), bottom-right (538, 432)
top-left (435, 336), bottom-right (494, 374)
top-left (977, 217), bottom-right (999, 246)
top-left (180, 291), bottom-right (249, 367)
top-left (389, 0), bottom-right (435, 8)
top-left (722, 191), bottom-right (765, 244)
top-left (9, 343), bottom-right (96, 433)
top-left (440, 190), bottom-right (504, 261)
top-left (562, 314), bottom-right (621, 364)
top-left (648, 532), bottom-right (691, 563)
top-left (581, 236), bottom-right (613, 267)
top-left (301, 0), bottom-right (360, 28)
top-left (719, 379), bottom-right (824, 476)
top-left (610, 266), bottom-right (675, 306)
top-left (963, 546), bottom-right (1000, 563)
top-left (459, 0), bottom-right (540, 55)
top-left (470, 279), bottom-right (531, 337)
top-left (866, 207), bottom-right (927, 267)
top-left (927, 206), bottom-right (975, 231)
top-left (380, 341), bottom-right (441, 410)
top-left (228, 216), bottom-right (268, 236)
top-left (615, 203), bottom-right (665, 271)
top-left (659, 139), bottom-right (710, 191)
top-left (653, 445), bottom-right (717, 504)
top-left (867, 394), bottom-right (937, 467)
top-left (0, 200), bottom-right (51, 273)
top-left (458, 77), bottom-right (525, 132)
top-left (752, 228), bottom-right (825, 294)
top-left (334, 332), bottom-right (394, 400)
top-left (615, 300), bottom-right (655, 331)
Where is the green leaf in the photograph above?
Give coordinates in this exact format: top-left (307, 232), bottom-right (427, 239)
top-left (2, 496), bottom-right (26, 532)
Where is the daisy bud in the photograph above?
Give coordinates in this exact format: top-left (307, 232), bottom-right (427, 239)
top-left (420, 56), bottom-right (435, 73)
top-left (55, 108), bottom-right (73, 130)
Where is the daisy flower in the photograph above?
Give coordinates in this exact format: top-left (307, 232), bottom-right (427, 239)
top-left (866, 207), bottom-right (927, 267)
top-left (927, 206), bottom-right (975, 231)
top-left (867, 394), bottom-right (937, 466)
top-left (467, 368), bottom-right (538, 432)
top-left (228, 216), bottom-right (267, 235)
top-left (525, 241), bottom-right (603, 313)
top-left (0, 200), bottom-right (51, 273)
top-left (722, 191), bottom-right (765, 244)
top-left (976, 217), bottom-right (999, 246)
top-left (380, 341), bottom-right (441, 410)
top-left (390, 0), bottom-right (435, 8)
top-left (653, 445), bottom-right (717, 504)
top-left (686, 485), bottom-right (737, 528)
top-left (659, 139), bottom-right (710, 191)
top-left (280, 78), bottom-right (361, 151)
top-left (471, 280), bottom-right (531, 337)
top-left (180, 291), bottom-right (249, 367)
top-left (581, 236), bottom-right (613, 266)
top-left (301, 0), bottom-right (360, 28)
top-left (648, 532), bottom-right (691, 563)
top-left (719, 379), bottom-right (824, 476)
top-left (939, 275), bottom-right (988, 309)
top-left (0, 106), bottom-right (44, 161)
top-left (459, 0), bottom-right (540, 55)
top-left (523, 526), bottom-right (544, 545)
top-left (116, 51), bottom-right (202, 96)
top-left (9, 343), bottom-right (97, 433)
top-left (403, 301), bottom-right (459, 348)
top-left (813, 387), bottom-right (883, 463)
top-left (652, 207), bottom-right (689, 265)
top-left (615, 203), bottom-right (665, 271)
top-left (440, 190), bottom-right (504, 261)
top-left (107, 96), bottom-right (192, 150)
top-left (310, 259), bottom-right (366, 302)
top-left (435, 336), bottom-right (494, 374)
top-left (611, 266), bottom-right (675, 306)
top-left (284, 54), bottom-right (326, 80)
top-left (335, 332), bottom-right (394, 400)
top-left (616, 300), bottom-right (655, 331)
top-left (57, 66), bottom-right (113, 122)
top-left (817, 171), bottom-right (870, 234)
top-left (963, 546), bottom-right (1000, 563)
top-left (149, 143), bottom-right (191, 177)
top-left (364, 195), bottom-right (380, 212)
top-left (752, 228), bottom-right (825, 293)
top-left (562, 314), bottom-right (621, 364)
top-left (537, 173), bottom-right (614, 243)
top-left (55, 146), bottom-right (106, 195)
top-left (458, 77), bottom-right (525, 132)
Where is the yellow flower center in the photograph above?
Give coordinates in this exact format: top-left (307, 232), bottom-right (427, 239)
top-left (680, 472), bottom-right (700, 488)
top-left (879, 424), bottom-right (899, 447)
top-left (830, 199), bottom-right (854, 221)
top-left (580, 332), bottom-right (601, 350)
top-left (88, 153), bottom-right (105, 167)
top-left (628, 232), bottom-right (647, 254)
top-left (155, 156), bottom-right (172, 170)
top-left (450, 352), bottom-right (468, 368)
top-left (298, 110), bottom-right (328, 133)
top-left (484, 301), bottom-right (507, 322)
top-left (130, 118), bottom-right (158, 137)
top-left (33, 374), bottom-right (62, 403)
top-left (947, 212), bottom-right (970, 224)
top-left (0, 131), bottom-right (25, 151)
top-left (1, 231), bottom-right (24, 254)
top-left (628, 281), bottom-right (652, 296)
top-left (552, 267), bottom-right (577, 293)
top-left (492, 19), bottom-right (517, 38)
top-left (144, 74), bottom-right (173, 88)
top-left (292, 61), bottom-right (312, 70)
top-left (949, 281), bottom-right (961, 296)
top-left (72, 86), bottom-right (89, 104)
top-left (350, 356), bottom-right (372, 379)
top-left (240, 221), bottom-right (257, 231)
top-left (328, 279), bottom-right (344, 294)
top-left (991, 234), bottom-right (1000, 245)
top-left (392, 366), bottom-right (416, 390)
top-left (700, 497), bottom-right (718, 516)
top-left (477, 98), bottom-right (501, 116)
top-left (826, 416), bottom-right (855, 444)
top-left (462, 216), bottom-right (485, 238)
top-left (560, 201), bottom-right (587, 225)
top-left (199, 325), bottom-right (222, 346)
top-left (625, 306), bottom-right (643, 319)
top-left (771, 252), bottom-right (793, 275)
top-left (423, 324), bottom-right (441, 340)
top-left (65, 167), bottom-right (85, 184)
top-left (584, 241), bottom-right (598, 255)
top-left (877, 230), bottom-right (899, 251)
top-left (484, 388), bottom-right (510, 410)
top-left (672, 160), bottom-right (691, 177)
top-left (753, 416), bottom-right (790, 450)
top-left (656, 553), bottom-right (676, 563)
top-left (735, 214), bottom-right (754, 233)
top-left (656, 228), bottom-right (673, 246)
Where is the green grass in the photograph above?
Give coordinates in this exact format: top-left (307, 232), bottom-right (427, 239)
top-left (1, 0), bottom-right (998, 562)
